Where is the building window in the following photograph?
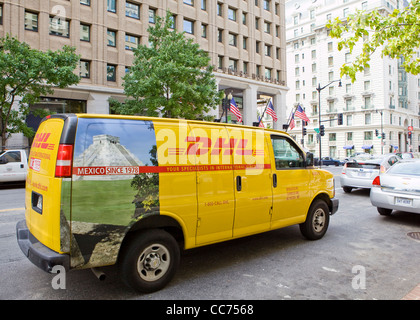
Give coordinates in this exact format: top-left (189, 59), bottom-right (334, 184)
top-left (125, 34), bottom-right (139, 51)
top-left (228, 59), bottom-right (237, 72)
top-left (264, 21), bottom-right (271, 33)
top-left (201, 0), bottom-right (206, 10)
top-left (201, 24), bottom-right (207, 38)
top-left (263, 0), bottom-right (270, 11)
top-left (149, 9), bottom-right (156, 23)
top-left (243, 37), bottom-right (248, 49)
top-left (80, 0), bottom-right (91, 6)
top-left (107, 64), bottom-right (117, 82)
top-left (228, 33), bottom-right (237, 46)
top-left (228, 7), bottom-right (236, 21)
top-left (107, 29), bottom-right (116, 47)
top-left (256, 41), bottom-right (260, 54)
top-left (80, 24), bottom-right (90, 41)
top-left (49, 16), bottom-right (70, 38)
top-left (79, 60), bottom-right (90, 78)
top-left (107, 0), bottom-right (116, 13)
top-left (217, 3), bottom-right (222, 16)
top-left (25, 11), bottom-right (38, 32)
top-left (184, 0), bottom-right (194, 6)
top-left (264, 44), bottom-right (271, 57)
top-left (126, 2), bottom-right (140, 19)
top-left (218, 29), bottom-right (223, 42)
top-left (265, 68), bottom-right (272, 79)
top-left (183, 19), bottom-right (194, 34)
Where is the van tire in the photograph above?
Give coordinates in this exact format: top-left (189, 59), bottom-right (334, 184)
top-left (118, 229), bottom-right (180, 293)
top-left (299, 200), bottom-right (330, 240)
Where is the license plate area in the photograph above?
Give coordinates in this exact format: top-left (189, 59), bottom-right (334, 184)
top-left (395, 197), bottom-right (413, 207)
top-left (31, 191), bottom-right (43, 214)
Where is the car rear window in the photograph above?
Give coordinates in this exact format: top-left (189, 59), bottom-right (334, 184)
top-left (388, 162), bottom-right (420, 176)
top-left (346, 162), bottom-right (380, 169)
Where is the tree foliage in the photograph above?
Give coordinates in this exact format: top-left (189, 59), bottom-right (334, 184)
top-left (0, 35), bottom-right (80, 148)
top-left (111, 11), bottom-right (222, 119)
top-left (327, 0), bottom-right (420, 82)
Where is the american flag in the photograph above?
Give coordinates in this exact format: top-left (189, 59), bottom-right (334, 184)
top-left (289, 113), bottom-right (295, 130)
top-left (295, 105), bottom-right (310, 123)
top-left (230, 98), bottom-right (242, 122)
top-left (265, 100), bottom-right (278, 122)
top-left (258, 117), bottom-right (265, 128)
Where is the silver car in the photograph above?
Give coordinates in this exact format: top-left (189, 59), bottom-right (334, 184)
top-left (370, 160), bottom-right (420, 215)
top-left (340, 154), bottom-right (400, 193)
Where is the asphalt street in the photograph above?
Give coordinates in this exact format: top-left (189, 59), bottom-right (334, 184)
top-left (0, 167), bottom-right (419, 300)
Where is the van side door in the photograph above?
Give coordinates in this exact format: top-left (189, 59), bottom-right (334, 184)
top-left (269, 134), bottom-right (312, 229)
top-left (188, 123), bottom-right (236, 245)
top-left (228, 127), bottom-right (273, 238)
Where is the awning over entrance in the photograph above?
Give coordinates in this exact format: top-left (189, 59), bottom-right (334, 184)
top-left (362, 145), bottom-right (373, 149)
top-left (343, 145), bottom-right (354, 150)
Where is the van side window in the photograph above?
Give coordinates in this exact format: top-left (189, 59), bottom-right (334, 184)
top-left (1, 151), bottom-right (21, 163)
top-left (271, 136), bottom-right (304, 169)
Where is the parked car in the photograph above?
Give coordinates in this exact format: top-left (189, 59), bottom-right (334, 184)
top-left (314, 156), bottom-right (343, 166)
top-left (370, 160), bottom-right (420, 215)
top-left (340, 154), bottom-right (400, 193)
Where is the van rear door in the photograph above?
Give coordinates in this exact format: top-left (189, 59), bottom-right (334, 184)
top-left (25, 116), bottom-right (69, 254)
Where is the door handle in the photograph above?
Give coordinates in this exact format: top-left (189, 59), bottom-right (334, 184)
top-left (273, 173), bottom-right (277, 188)
top-left (236, 176), bottom-right (242, 191)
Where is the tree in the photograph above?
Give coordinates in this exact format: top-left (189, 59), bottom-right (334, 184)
top-left (327, 1), bottom-right (420, 82)
top-left (111, 11), bottom-right (222, 119)
top-left (0, 35), bottom-right (80, 149)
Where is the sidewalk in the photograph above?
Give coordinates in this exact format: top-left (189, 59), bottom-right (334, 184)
top-left (402, 284), bottom-right (420, 300)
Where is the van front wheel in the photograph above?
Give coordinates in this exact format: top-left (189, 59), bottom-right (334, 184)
top-left (119, 229), bottom-right (180, 293)
top-left (299, 200), bottom-right (330, 240)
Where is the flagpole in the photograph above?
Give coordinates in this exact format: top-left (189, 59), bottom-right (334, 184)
top-left (285, 105), bottom-right (297, 132)
top-left (257, 99), bottom-right (270, 126)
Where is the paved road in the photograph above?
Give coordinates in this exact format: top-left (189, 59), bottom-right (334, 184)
top-left (1, 169), bottom-right (419, 300)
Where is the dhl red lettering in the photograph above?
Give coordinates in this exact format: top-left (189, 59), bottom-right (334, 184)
top-left (185, 136), bottom-right (211, 155)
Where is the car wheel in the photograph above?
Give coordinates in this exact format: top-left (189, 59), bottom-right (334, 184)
top-left (118, 229), bottom-right (180, 293)
top-left (343, 186), bottom-right (352, 193)
top-left (300, 199), bottom-right (330, 240)
top-left (377, 207), bottom-right (393, 216)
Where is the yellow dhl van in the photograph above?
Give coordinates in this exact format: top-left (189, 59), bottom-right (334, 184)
top-left (17, 114), bottom-right (338, 293)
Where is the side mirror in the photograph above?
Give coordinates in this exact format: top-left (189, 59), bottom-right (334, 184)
top-left (0, 157), bottom-right (9, 164)
top-left (306, 152), bottom-right (314, 167)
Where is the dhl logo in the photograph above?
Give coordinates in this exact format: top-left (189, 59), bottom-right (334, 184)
top-left (32, 133), bottom-right (55, 150)
top-left (168, 137), bottom-right (264, 156)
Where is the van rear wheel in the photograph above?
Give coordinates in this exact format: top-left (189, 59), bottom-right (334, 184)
top-left (300, 200), bottom-right (330, 240)
top-left (119, 229), bottom-right (180, 293)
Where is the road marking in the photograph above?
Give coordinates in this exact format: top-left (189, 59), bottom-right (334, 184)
top-left (0, 208), bottom-right (25, 213)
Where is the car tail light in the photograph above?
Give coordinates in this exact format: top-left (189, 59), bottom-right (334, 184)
top-left (55, 144), bottom-right (73, 178)
top-left (372, 176), bottom-right (381, 186)
top-left (342, 162), bottom-right (347, 174)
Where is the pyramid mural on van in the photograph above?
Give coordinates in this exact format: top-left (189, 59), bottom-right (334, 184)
top-left (73, 134), bottom-right (143, 180)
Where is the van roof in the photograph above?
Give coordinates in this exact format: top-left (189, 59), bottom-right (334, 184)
top-left (68, 113), bottom-right (289, 135)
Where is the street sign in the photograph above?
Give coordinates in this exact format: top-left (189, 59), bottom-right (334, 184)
top-left (314, 128), bottom-right (320, 133)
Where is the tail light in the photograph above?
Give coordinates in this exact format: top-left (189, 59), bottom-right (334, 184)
top-left (55, 144), bottom-right (73, 178)
top-left (372, 176), bottom-right (381, 186)
top-left (342, 162), bottom-right (347, 174)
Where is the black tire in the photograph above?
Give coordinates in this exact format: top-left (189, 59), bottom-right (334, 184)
top-left (300, 200), bottom-right (330, 240)
top-left (343, 186), bottom-right (353, 193)
top-left (118, 229), bottom-right (180, 293)
top-left (377, 207), bottom-right (393, 216)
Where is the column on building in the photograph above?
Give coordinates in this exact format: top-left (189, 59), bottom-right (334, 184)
top-left (243, 84), bottom-right (258, 127)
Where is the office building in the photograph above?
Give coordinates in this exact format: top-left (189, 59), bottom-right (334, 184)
top-left (286, 0), bottom-right (419, 158)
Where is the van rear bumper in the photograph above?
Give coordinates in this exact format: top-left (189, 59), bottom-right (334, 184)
top-left (16, 220), bottom-right (69, 273)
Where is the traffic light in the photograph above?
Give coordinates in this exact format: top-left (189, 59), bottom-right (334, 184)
top-left (320, 125), bottom-right (325, 136)
top-left (337, 113), bottom-right (343, 125)
top-left (303, 127), bottom-right (307, 136)
top-left (382, 132), bottom-right (385, 140)
top-left (375, 129), bottom-right (379, 136)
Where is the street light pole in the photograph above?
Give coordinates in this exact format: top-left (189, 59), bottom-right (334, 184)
top-left (316, 79), bottom-right (342, 168)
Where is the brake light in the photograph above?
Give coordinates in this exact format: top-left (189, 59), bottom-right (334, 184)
top-left (372, 176), bottom-right (381, 186)
top-left (55, 144), bottom-right (73, 178)
top-left (342, 162), bottom-right (347, 174)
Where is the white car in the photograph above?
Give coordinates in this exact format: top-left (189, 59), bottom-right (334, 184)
top-left (340, 154), bottom-right (400, 193)
top-left (370, 160), bottom-right (420, 215)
